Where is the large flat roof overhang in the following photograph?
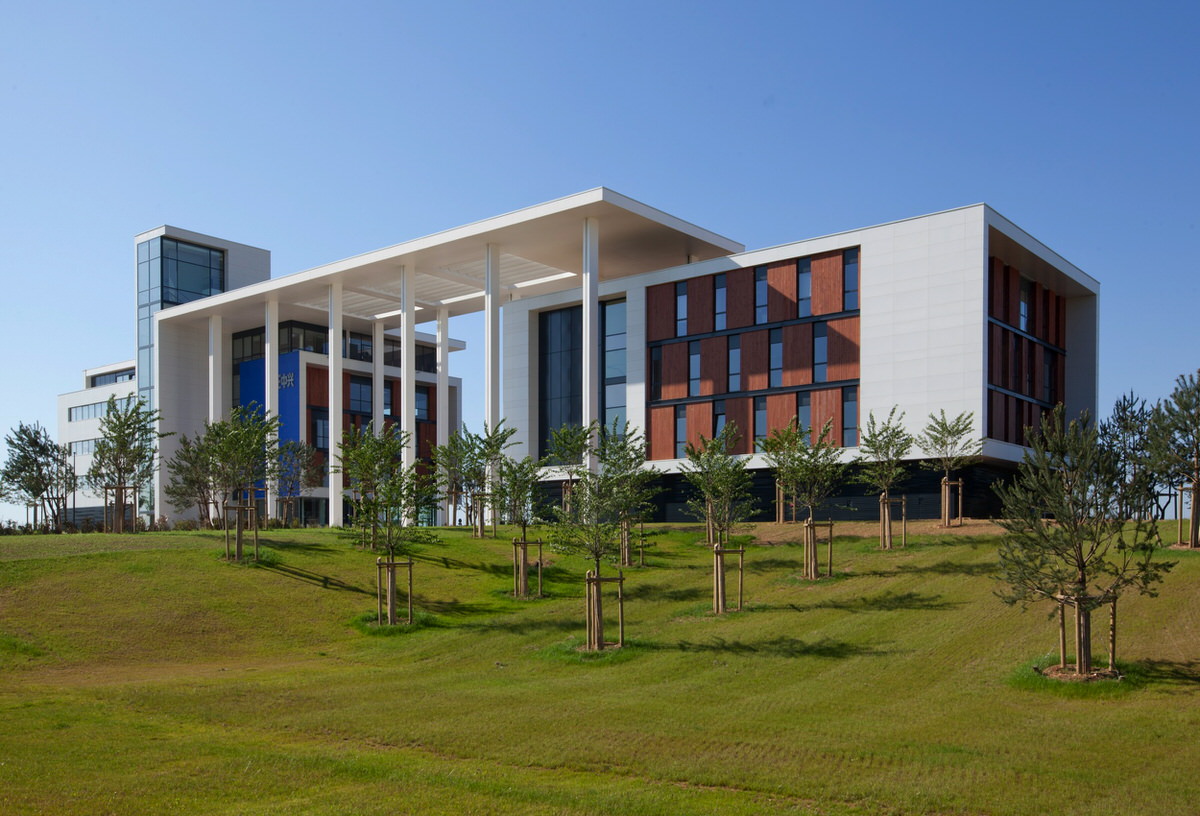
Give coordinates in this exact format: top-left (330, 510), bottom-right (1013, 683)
top-left (157, 187), bottom-right (743, 334)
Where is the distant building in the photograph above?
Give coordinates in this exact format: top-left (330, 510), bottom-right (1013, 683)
top-left (59, 189), bottom-right (1097, 524)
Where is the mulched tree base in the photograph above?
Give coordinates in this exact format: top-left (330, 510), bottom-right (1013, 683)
top-left (1034, 664), bottom-right (1122, 682)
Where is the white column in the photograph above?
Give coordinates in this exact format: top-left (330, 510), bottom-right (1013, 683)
top-left (582, 217), bottom-right (600, 467)
top-left (484, 243), bottom-right (501, 432)
top-left (208, 315), bottom-right (225, 422)
top-left (401, 265), bottom-right (416, 471)
top-left (436, 306), bottom-right (450, 525)
top-left (264, 299), bottom-right (279, 519)
top-left (372, 319), bottom-right (385, 433)
top-left (328, 283), bottom-right (344, 527)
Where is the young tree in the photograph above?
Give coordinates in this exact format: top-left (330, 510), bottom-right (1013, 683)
top-left (760, 420), bottom-right (806, 524)
top-left (1, 422), bottom-right (73, 532)
top-left (915, 409), bottom-right (982, 526)
top-left (1101, 393), bottom-right (1165, 522)
top-left (597, 420), bottom-right (660, 566)
top-left (208, 405), bottom-right (281, 516)
top-left (276, 439), bottom-right (323, 526)
top-left (765, 419), bottom-right (845, 579)
top-left (682, 422), bottom-right (755, 613)
top-left (1148, 372), bottom-right (1200, 547)
top-left (479, 421), bottom-right (517, 538)
top-left (856, 407), bottom-right (913, 550)
top-left (164, 432), bottom-right (217, 527)
top-left (495, 453), bottom-right (544, 542)
top-left (996, 407), bottom-right (1173, 677)
top-left (337, 423), bottom-right (397, 550)
top-left (546, 421), bottom-right (591, 512)
top-left (87, 396), bottom-right (163, 533)
top-left (432, 430), bottom-right (471, 525)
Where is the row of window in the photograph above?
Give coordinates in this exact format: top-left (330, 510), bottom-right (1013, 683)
top-left (232, 322), bottom-right (437, 371)
top-left (675, 249), bottom-right (859, 337)
top-left (307, 383), bottom-right (432, 451)
top-left (68, 438), bottom-right (98, 455)
top-left (652, 321), bottom-right (837, 401)
top-left (672, 386), bottom-right (859, 457)
top-left (68, 397), bottom-right (133, 422)
top-left (89, 368), bottom-right (135, 388)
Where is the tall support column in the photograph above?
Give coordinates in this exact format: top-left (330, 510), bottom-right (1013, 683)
top-left (208, 315), bottom-right (225, 422)
top-left (436, 307), bottom-right (450, 525)
top-left (484, 244), bottom-right (501, 432)
top-left (328, 283), bottom-right (344, 527)
top-left (372, 319), bottom-right (385, 433)
top-left (264, 298), bottom-right (279, 520)
top-left (582, 217), bottom-right (600, 469)
top-left (401, 265), bottom-right (416, 472)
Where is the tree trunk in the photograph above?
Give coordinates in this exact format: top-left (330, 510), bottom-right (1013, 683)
top-left (1074, 600), bottom-right (1092, 676)
top-left (1058, 602), bottom-right (1067, 669)
top-left (1191, 481), bottom-right (1200, 548)
top-left (386, 562), bottom-right (397, 626)
top-left (1108, 598), bottom-right (1117, 672)
top-left (593, 561), bottom-right (604, 650)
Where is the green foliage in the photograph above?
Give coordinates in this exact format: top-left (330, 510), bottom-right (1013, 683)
top-left (1148, 370), bottom-right (1200, 545)
top-left (1, 421), bottom-right (74, 531)
top-left (681, 421), bottom-right (755, 547)
top-left (164, 432), bottom-right (216, 526)
top-left (916, 409), bottom-right (981, 479)
top-left (87, 396), bottom-right (164, 532)
top-left (1100, 392), bottom-right (1165, 520)
top-left (495, 452), bottom-right (544, 540)
top-left (855, 406), bottom-right (913, 496)
top-left (276, 439), bottom-right (323, 525)
top-left (337, 423), bottom-right (434, 556)
top-left (761, 418), bottom-right (844, 519)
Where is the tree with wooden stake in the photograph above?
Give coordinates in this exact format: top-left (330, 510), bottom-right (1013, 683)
top-left (596, 420), bottom-right (660, 567)
top-left (1, 422), bottom-right (74, 533)
top-left (87, 396), bottom-right (164, 534)
top-left (547, 462), bottom-right (623, 650)
top-left (432, 430), bottom-right (471, 526)
top-left (996, 406), bottom-right (1173, 678)
top-left (495, 452), bottom-right (544, 543)
top-left (1149, 371), bottom-right (1200, 548)
top-left (765, 419), bottom-right (845, 579)
top-left (479, 421), bottom-right (517, 538)
top-left (209, 405), bottom-right (280, 561)
top-left (682, 422), bottom-right (754, 614)
top-left (375, 431), bottom-right (437, 626)
top-left (546, 422), bottom-right (591, 513)
top-left (164, 432), bottom-right (217, 528)
top-left (915, 410), bottom-right (981, 527)
top-left (856, 407), bottom-right (913, 550)
top-left (275, 439), bottom-right (322, 527)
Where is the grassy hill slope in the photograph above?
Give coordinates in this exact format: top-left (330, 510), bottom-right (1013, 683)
top-left (1, 525), bottom-right (1197, 815)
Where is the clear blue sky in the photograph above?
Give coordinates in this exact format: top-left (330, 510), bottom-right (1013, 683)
top-left (2, 1), bottom-right (1197, 522)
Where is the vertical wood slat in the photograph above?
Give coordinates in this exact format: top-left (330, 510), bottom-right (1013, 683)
top-left (988, 258), bottom-right (1005, 320)
top-left (1057, 297), bottom-right (1066, 348)
top-left (766, 393), bottom-right (795, 437)
top-left (1032, 282), bottom-right (1045, 342)
top-left (647, 283), bottom-right (675, 342)
top-left (689, 275), bottom-right (714, 335)
top-left (725, 397), bottom-right (753, 455)
top-left (307, 365), bottom-right (328, 406)
top-left (827, 316), bottom-right (860, 382)
top-left (726, 267), bottom-right (755, 329)
top-left (660, 343), bottom-right (688, 400)
top-left (767, 260), bottom-right (797, 323)
top-left (1006, 266), bottom-right (1021, 329)
top-left (686, 401), bottom-right (712, 450)
top-left (647, 405), bottom-right (674, 460)
top-left (700, 336), bottom-right (726, 396)
top-left (1047, 290), bottom-right (1059, 346)
top-left (811, 251), bottom-right (844, 315)
top-left (741, 330), bottom-right (769, 391)
top-left (811, 388), bottom-right (843, 447)
top-left (782, 323), bottom-right (813, 387)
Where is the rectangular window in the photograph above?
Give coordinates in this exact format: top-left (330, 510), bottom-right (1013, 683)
top-left (727, 335), bottom-right (741, 392)
top-left (797, 391), bottom-right (811, 439)
top-left (89, 368), bottom-right (135, 388)
top-left (714, 273), bottom-right (727, 330)
top-left (714, 399), bottom-right (727, 436)
top-left (676, 281), bottom-right (688, 337)
top-left (347, 332), bottom-right (372, 362)
top-left (843, 248), bottom-right (859, 311)
top-left (415, 386), bottom-right (430, 421)
top-left (754, 266), bottom-right (768, 324)
top-left (842, 386), bottom-right (858, 447)
top-left (689, 341), bottom-right (701, 397)
top-left (538, 306), bottom-right (583, 459)
top-left (675, 405), bottom-right (687, 458)
top-left (754, 396), bottom-right (767, 449)
top-left (813, 323), bottom-right (828, 383)
top-left (384, 383), bottom-right (393, 416)
top-left (232, 329), bottom-right (265, 364)
top-left (650, 346), bottom-right (662, 401)
top-left (1019, 278), bottom-right (1032, 332)
top-left (311, 409), bottom-right (330, 450)
top-left (602, 300), bottom-right (627, 430)
top-left (769, 328), bottom-right (783, 388)
top-left (349, 377), bottom-right (372, 414)
top-left (797, 258), bottom-right (812, 317)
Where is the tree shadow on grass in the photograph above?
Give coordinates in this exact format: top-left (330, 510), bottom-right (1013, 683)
top-left (256, 562), bottom-right (372, 595)
top-left (668, 635), bottom-right (883, 659)
top-left (747, 556), bottom-right (805, 573)
top-left (857, 560), bottom-right (998, 579)
top-left (257, 537), bottom-right (340, 554)
top-left (1130, 659), bottom-right (1200, 690)
top-left (623, 582), bottom-right (708, 602)
top-left (463, 616), bottom-right (582, 635)
top-left (788, 590), bottom-right (960, 614)
top-left (414, 596), bottom-right (510, 618)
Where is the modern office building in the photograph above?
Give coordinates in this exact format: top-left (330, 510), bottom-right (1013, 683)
top-left (59, 188), bottom-right (1098, 524)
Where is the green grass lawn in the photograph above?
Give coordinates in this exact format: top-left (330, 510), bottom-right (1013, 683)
top-left (1, 524), bottom-right (1196, 815)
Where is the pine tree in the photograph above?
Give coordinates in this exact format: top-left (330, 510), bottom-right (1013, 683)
top-left (915, 410), bottom-right (981, 525)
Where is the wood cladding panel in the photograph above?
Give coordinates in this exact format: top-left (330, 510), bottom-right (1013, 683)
top-left (1056, 298), bottom-right (1066, 347)
top-left (689, 275), bottom-right (714, 335)
top-left (767, 260), bottom-right (797, 323)
top-left (307, 365), bottom-right (328, 407)
top-left (686, 401), bottom-right (712, 450)
top-left (1047, 291), bottom-right (1058, 345)
top-left (827, 317), bottom-right (860, 382)
top-left (700, 336), bottom-right (726, 396)
top-left (726, 267), bottom-right (755, 329)
top-left (1006, 267), bottom-right (1021, 329)
top-left (725, 397), bottom-right (753, 455)
top-left (647, 283), bottom-right (675, 342)
top-left (648, 405), bottom-right (674, 460)
top-left (741, 330), bottom-right (769, 391)
top-left (811, 388), bottom-right (842, 447)
top-left (989, 258), bottom-right (1005, 320)
top-left (811, 251), bottom-right (844, 315)
top-left (766, 393), bottom-right (795, 436)
top-left (782, 323), bottom-right (812, 387)
top-left (660, 342), bottom-right (688, 400)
